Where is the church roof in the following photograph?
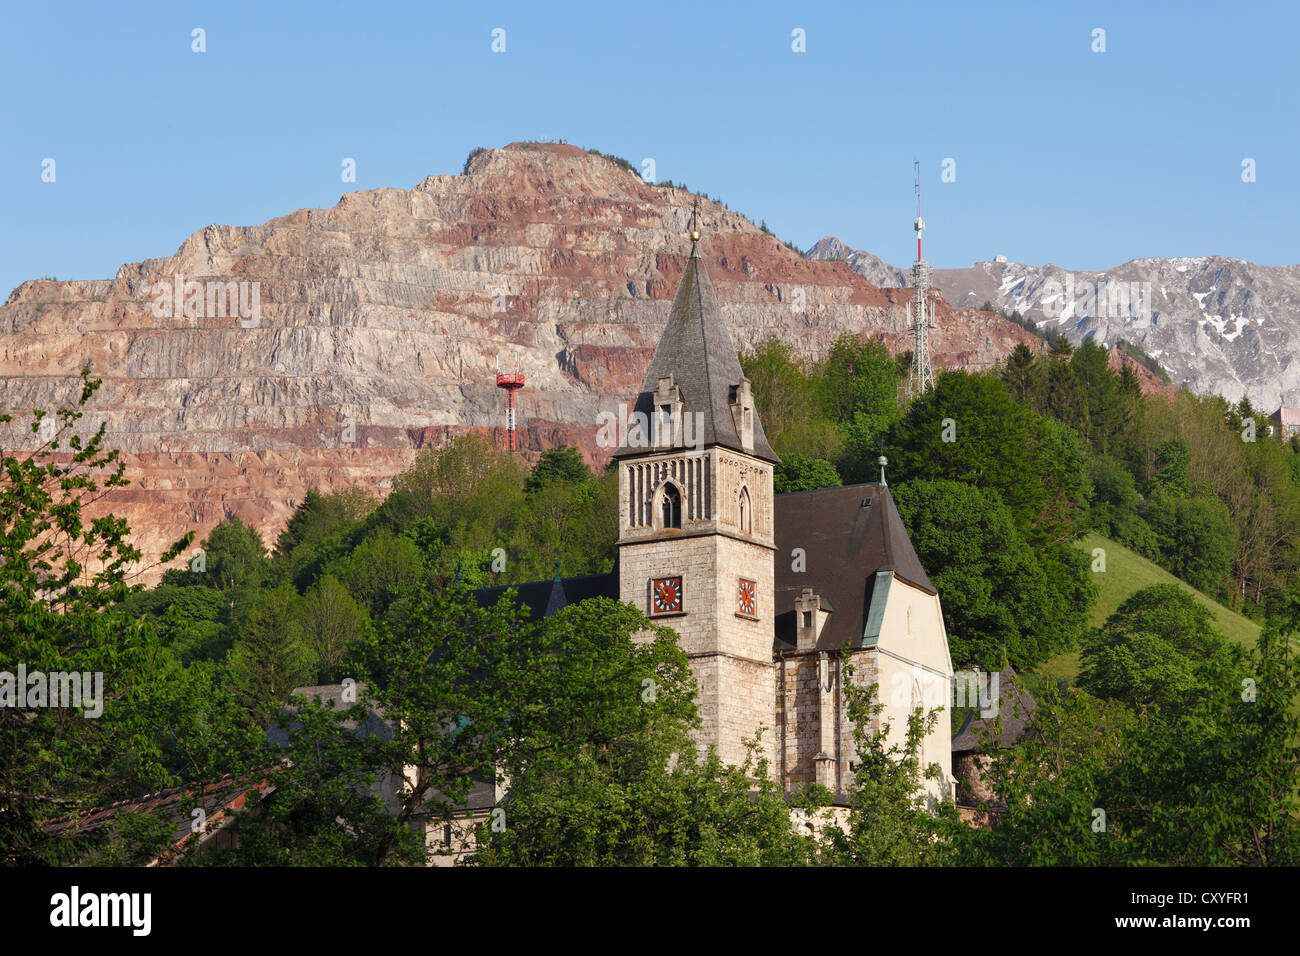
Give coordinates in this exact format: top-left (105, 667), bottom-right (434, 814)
top-left (950, 667), bottom-right (1037, 753)
top-left (772, 482), bottom-right (936, 652)
top-left (617, 247), bottom-right (778, 462)
top-left (472, 570), bottom-right (620, 622)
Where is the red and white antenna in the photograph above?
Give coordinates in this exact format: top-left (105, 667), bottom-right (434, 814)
top-left (914, 159), bottom-right (924, 263)
top-left (495, 352), bottom-right (526, 452)
top-left (907, 160), bottom-right (935, 399)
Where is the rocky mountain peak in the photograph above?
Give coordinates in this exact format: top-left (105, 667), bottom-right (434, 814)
top-left (1, 146), bottom-right (1038, 579)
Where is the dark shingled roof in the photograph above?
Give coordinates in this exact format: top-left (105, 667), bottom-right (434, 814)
top-left (617, 247), bottom-right (778, 462)
top-left (773, 482), bottom-right (936, 652)
top-left (472, 570), bottom-right (620, 622)
top-left (951, 667), bottom-right (1037, 753)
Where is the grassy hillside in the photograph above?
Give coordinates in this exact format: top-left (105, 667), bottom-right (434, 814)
top-left (1036, 532), bottom-right (1262, 683)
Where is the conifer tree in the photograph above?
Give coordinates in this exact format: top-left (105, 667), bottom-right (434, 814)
top-left (228, 586), bottom-right (313, 729)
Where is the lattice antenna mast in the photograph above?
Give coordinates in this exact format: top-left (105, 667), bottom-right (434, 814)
top-left (495, 351), bottom-right (526, 452)
top-left (906, 160), bottom-right (936, 400)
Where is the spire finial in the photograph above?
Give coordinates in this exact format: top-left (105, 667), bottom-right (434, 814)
top-left (689, 198), bottom-right (701, 256)
top-left (878, 454), bottom-right (888, 486)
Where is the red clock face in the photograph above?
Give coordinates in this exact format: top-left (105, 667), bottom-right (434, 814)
top-left (652, 577), bottom-right (682, 614)
top-left (738, 579), bottom-right (756, 616)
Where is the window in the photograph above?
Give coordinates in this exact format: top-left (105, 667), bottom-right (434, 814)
top-left (662, 483), bottom-right (681, 528)
top-left (738, 487), bottom-right (752, 532)
top-left (802, 610), bottom-right (812, 628)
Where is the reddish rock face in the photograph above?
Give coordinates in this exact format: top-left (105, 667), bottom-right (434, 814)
top-left (0, 143), bottom-right (1041, 580)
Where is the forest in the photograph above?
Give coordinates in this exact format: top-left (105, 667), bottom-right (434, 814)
top-left (3, 332), bottom-right (1299, 866)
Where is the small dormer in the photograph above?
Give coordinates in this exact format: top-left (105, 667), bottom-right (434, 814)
top-left (795, 588), bottom-right (830, 652)
top-left (729, 378), bottom-right (755, 452)
top-left (653, 375), bottom-right (684, 449)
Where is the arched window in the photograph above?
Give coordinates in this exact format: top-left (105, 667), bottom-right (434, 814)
top-left (661, 483), bottom-right (681, 529)
top-left (738, 486), bottom-right (752, 533)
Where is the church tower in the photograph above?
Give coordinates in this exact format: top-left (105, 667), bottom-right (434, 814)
top-left (614, 212), bottom-right (780, 769)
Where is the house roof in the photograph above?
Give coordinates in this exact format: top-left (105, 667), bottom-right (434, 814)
top-left (41, 772), bottom-right (268, 864)
top-left (616, 248), bottom-right (778, 462)
top-left (267, 682), bottom-right (394, 747)
top-left (274, 683), bottom-right (498, 813)
top-left (472, 570), bottom-right (620, 622)
top-left (773, 482), bottom-right (936, 652)
top-left (950, 667), bottom-right (1037, 753)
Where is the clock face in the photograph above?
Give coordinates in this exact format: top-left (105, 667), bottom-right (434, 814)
top-left (652, 576), bottom-right (682, 614)
top-left (738, 578), bottom-right (757, 616)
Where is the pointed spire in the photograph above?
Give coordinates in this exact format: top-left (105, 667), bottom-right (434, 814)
top-left (543, 558), bottom-right (568, 617)
top-left (616, 231), bottom-right (779, 463)
top-left (689, 198), bottom-right (701, 258)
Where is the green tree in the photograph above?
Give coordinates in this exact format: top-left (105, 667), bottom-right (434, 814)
top-left (953, 678), bottom-right (1137, 866)
top-left (973, 609), bottom-right (1299, 865)
top-left (524, 444), bottom-right (592, 495)
top-left (1140, 489), bottom-right (1236, 593)
top-left (125, 583), bottom-right (228, 663)
top-left (195, 518), bottom-right (271, 594)
top-left (227, 586), bottom-right (315, 729)
top-left (893, 479), bottom-right (1094, 668)
top-left (1069, 339), bottom-right (1127, 454)
top-left (1079, 584), bottom-right (1241, 714)
top-left (213, 589), bottom-right (820, 866)
top-left (273, 487), bottom-right (374, 587)
top-left (330, 529), bottom-right (426, 620)
top-left (822, 335), bottom-right (901, 482)
top-left (1043, 359), bottom-right (1086, 435)
top-left (0, 370), bottom-right (192, 864)
top-left (741, 337), bottom-right (842, 460)
top-left (1150, 437), bottom-right (1191, 497)
top-left (1086, 454), bottom-right (1156, 554)
top-left (887, 371), bottom-right (1090, 546)
top-left (1001, 342), bottom-right (1042, 406)
top-left (472, 598), bottom-right (816, 866)
top-left (773, 454), bottom-right (842, 493)
top-left (818, 666), bottom-right (959, 865)
top-left (207, 692), bottom-right (418, 866)
top-left (300, 574), bottom-right (371, 681)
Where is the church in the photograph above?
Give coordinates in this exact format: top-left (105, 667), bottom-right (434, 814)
top-left (479, 224), bottom-right (958, 804)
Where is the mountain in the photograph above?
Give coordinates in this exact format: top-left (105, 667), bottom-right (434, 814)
top-left (805, 237), bottom-right (909, 289)
top-left (0, 144), bottom-right (1036, 576)
top-left (810, 237), bottom-right (1300, 410)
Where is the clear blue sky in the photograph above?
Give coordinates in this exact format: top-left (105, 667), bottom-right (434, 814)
top-left (2, 0), bottom-right (1297, 299)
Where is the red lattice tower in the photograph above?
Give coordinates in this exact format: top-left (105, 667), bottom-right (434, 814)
top-left (496, 371), bottom-right (526, 451)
